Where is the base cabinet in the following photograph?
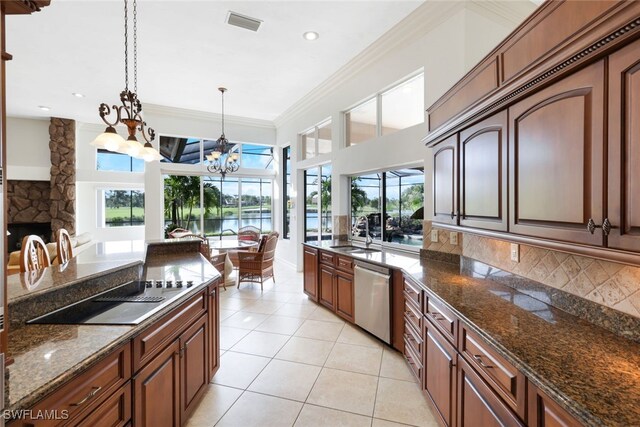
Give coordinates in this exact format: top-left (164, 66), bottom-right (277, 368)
top-left (207, 282), bottom-right (220, 381)
top-left (528, 383), bottom-right (582, 427)
top-left (303, 247), bottom-right (319, 301)
top-left (424, 321), bottom-right (457, 427)
top-left (335, 272), bottom-right (354, 322)
top-left (319, 265), bottom-right (336, 310)
top-left (180, 315), bottom-right (209, 421)
top-left (73, 382), bottom-right (131, 427)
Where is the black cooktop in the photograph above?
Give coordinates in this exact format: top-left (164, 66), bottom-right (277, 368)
top-left (28, 279), bottom-right (195, 325)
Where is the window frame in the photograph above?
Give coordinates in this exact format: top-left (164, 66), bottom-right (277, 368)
top-left (300, 118), bottom-right (332, 160)
top-left (96, 149), bottom-right (145, 172)
top-left (282, 145), bottom-right (291, 239)
top-left (100, 188), bottom-right (145, 228)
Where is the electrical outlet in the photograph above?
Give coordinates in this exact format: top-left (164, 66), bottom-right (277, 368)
top-left (430, 229), bottom-right (439, 242)
top-left (449, 232), bottom-right (458, 245)
top-left (510, 243), bottom-right (520, 262)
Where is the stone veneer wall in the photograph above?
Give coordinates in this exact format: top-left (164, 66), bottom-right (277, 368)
top-left (423, 220), bottom-right (640, 319)
top-left (48, 118), bottom-right (76, 235)
top-left (332, 215), bottom-right (350, 240)
top-left (7, 180), bottom-right (51, 223)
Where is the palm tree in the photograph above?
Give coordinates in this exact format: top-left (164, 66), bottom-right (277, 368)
top-left (351, 177), bottom-right (367, 218)
top-left (164, 175), bottom-right (221, 231)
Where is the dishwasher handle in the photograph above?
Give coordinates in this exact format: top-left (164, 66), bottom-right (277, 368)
top-left (353, 260), bottom-right (390, 276)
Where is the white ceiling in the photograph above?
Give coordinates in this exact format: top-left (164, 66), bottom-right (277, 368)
top-left (5, 0), bottom-right (425, 125)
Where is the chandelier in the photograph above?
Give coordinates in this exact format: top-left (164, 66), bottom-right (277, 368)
top-left (206, 88), bottom-right (239, 178)
top-left (90, 0), bottom-right (161, 162)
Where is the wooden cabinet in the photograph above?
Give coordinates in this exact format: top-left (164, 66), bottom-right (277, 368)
top-left (72, 382), bottom-right (131, 427)
top-left (459, 111), bottom-right (507, 231)
top-left (319, 265), bottom-right (336, 310)
top-left (133, 340), bottom-right (181, 427)
top-left (180, 315), bottom-right (208, 422)
top-left (208, 282), bottom-right (220, 381)
top-left (607, 37), bottom-right (640, 253)
top-left (528, 383), bottom-right (582, 427)
top-left (457, 356), bottom-right (525, 427)
top-left (509, 60), bottom-right (605, 245)
top-left (432, 134), bottom-right (458, 225)
top-left (335, 271), bottom-right (354, 322)
top-left (303, 246), bottom-right (319, 301)
top-left (424, 321), bottom-right (457, 427)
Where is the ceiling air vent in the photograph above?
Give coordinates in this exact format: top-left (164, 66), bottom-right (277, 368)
top-left (226, 11), bottom-right (262, 32)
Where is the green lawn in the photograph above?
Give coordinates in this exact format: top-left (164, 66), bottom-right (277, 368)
top-left (105, 206), bottom-right (271, 220)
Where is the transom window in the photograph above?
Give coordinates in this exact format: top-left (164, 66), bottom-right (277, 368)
top-left (97, 149), bottom-right (144, 172)
top-left (301, 119), bottom-right (332, 160)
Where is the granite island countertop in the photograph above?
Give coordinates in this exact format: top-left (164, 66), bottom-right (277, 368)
top-left (304, 241), bottom-right (640, 427)
top-left (6, 252), bottom-right (221, 413)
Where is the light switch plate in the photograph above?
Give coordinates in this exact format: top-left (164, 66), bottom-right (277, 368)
top-left (510, 243), bottom-right (520, 262)
top-left (430, 229), bottom-right (439, 242)
top-left (449, 232), bottom-right (458, 245)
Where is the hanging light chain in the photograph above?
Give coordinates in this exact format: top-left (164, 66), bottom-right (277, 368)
top-left (124, 0), bottom-right (128, 91)
top-left (133, 0), bottom-right (138, 93)
top-left (221, 88), bottom-right (225, 135)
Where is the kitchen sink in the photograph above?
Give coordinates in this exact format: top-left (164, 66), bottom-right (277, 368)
top-left (350, 248), bottom-right (381, 254)
top-left (329, 245), bottom-right (381, 254)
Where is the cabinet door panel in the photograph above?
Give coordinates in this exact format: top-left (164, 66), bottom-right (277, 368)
top-left (460, 111), bottom-right (507, 231)
top-left (319, 266), bottom-right (335, 310)
top-left (424, 321), bottom-right (456, 427)
top-left (181, 315), bottom-right (208, 420)
top-left (208, 284), bottom-right (219, 381)
top-left (433, 134), bottom-right (458, 224)
top-left (303, 247), bottom-right (319, 301)
top-left (509, 60), bottom-right (604, 245)
top-left (335, 272), bottom-right (354, 322)
top-left (528, 382), bottom-right (582, 427)
top-left (608, 38), bottom-right (640, 252)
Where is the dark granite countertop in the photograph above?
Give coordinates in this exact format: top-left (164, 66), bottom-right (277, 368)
top-left (305, 241), bottom-right (640, 427)
top-left (6, 252), bottom-right (221, 412)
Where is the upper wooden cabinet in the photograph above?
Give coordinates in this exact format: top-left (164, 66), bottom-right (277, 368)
top-left (607, 37), bottom-right (640, 253)
top-left (508, 60), bottom-right (605, 246)
top-left (459, 111), bottom-right (508, 231)
top-left (432, 134), bottom-right (458, 225)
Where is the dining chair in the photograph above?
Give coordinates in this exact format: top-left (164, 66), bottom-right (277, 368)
top-left (237, 231), bottom-right (279, 290)
top-left (237, 225), bottom-right (261, 242)
top-left (20, 235), bottom-right (51, 273)
top-left (56, 228), bottom-right (74, 264)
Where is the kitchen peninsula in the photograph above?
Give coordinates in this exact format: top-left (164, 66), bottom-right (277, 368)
top-left (5, 239), bottom-right (221, 426)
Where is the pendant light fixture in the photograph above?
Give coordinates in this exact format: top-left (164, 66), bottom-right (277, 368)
top-left (91, 0), bottom-right (162, 162)
top-left (206, 88), bottom-right (239, 178)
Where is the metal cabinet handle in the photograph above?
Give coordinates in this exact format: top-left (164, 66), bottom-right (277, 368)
top-left (70, 386), bottom-right (102, 407)
top-left (473, 355), bottom-right (493, 369)
top-left (450, 212), bottom-right (455, 219)
top-left (587, 218), bottom-right (612, 236)
top-left (431, 312), bottom-right (444, 321)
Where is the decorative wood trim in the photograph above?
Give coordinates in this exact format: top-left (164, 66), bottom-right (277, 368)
top-left (2, 0), bottom-right (50, 15)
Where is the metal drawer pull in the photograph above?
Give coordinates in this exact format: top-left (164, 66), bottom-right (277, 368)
top-left (70, 386), bottom-right (102, 406)
top-left (431, 312), bottom-right (444, 321)
top-left (587, 218), bottom-right (612, 235)
top-left (473, 355), bottom-right (493, 369)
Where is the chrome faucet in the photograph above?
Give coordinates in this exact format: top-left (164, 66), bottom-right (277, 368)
top-left (359, 216), bottom-right (373, 247)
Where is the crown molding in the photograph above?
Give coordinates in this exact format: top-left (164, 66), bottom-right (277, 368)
top-left (143, 104), bottom-right (275, 130)
top-left (467, 0), bottom-right (538, 27)
top-left (273, 1), bottom-right (464, 129)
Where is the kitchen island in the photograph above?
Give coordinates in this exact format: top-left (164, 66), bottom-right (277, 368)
top-left (6, 239), bottom-right (221, 427)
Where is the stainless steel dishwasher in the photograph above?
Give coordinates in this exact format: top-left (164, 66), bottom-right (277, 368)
top-left (354, 260), bottom-right (392, 344)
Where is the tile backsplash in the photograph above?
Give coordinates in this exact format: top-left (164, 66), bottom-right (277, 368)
top-left (424, 221), bottom-right (640, 319)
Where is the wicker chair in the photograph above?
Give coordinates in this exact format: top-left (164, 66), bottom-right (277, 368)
top-left (228, 225), bottom-right (262, 267)
top-left (175, 233), bottom-right (211, 259)
top-left (237, 231), bottom-right (279, 290)
top-left (56, 228), bottom-right (74, 264)
top-left (20, 235), bottom-right (51, 273)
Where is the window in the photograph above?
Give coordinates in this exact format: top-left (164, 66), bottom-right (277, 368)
top-left (241, 144), bottom-right (274, 169)
top-left (283, 146), bottom-right (291, 239)
top-left (351, 168), bottom-right (424, 248)
top-left (160, 137), bottom-right (202, 164)
top-left (104, 190), bottom-right (144, 227)
top-left (97, 149), bottom-right (144, 172)
top-left (346, 72), bottom-right (424, 146)
top-left (241, 178), bottom-right (272, 233)
top-left (304, 164), bottom-right (332, 242)
top-left (163, 175), bottom-right (201, 232)
top-left (301, 119), bottom-right (332, 160)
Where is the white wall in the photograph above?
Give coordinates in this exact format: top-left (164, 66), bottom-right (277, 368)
top-left (6, 117), bottom-right (50, 180)
top-left (274, 2), bottom-right (524, 269)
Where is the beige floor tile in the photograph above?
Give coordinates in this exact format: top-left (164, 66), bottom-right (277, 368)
top-left (295, 319), bottom-right (345, 341)
top-left (325, 342), bottom-right (383, 376)
top-left (337, 324), bottom-right (384, 348)
top-left (307, 368), bottom-right (378, 416)
top-left (275, 336), bottom-right (335, 366)
top-left (275, 303), bottom-right (318, 318)
top-left (255, 315), bottom-right (306, 335)
top-left (374, 377), bottom-right (439, 427)
top-left (216, 391), bottom-right (303, 427)
top-left (219, 288), bottom-right (239, 298)
top-left (294, 404), bottom-right (372, 427)
top-left (372, 419), bottom-right (416, 427)
top-left (248, 359), bottom-right (321, 401)
top-left (230, 288), bottom-right (265, 299)
top-left (284, 293), bottom-right (316, 305)
top-left (237, 281), bottom-right (275, 293)
top-left (219, 309), bottom-right (236, 322)
top-left (213, 351), bottom-right (270, 389)
top-left (230, 330), bottom-right (290, 357)
top-left (260, 291), bottom-right (297, 302)
top-left (220, 326), bottom-right (250, 350)
top-left (241, 300), bottom-right (285, 315)
top-left (184, 384), bottom-right (242, 427)
top-left (379, 349), bottom-right (416, 382)
top-left (221, 311), bottom-right (269, 330)
top-left (220, 297), bottom-right (252, 311)
top-left (308, 306), bottom-right (346, 324)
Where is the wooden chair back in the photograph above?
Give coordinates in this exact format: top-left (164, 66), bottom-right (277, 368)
top-left (20, 235), bottom-right (51, 273)
top-left (56, 228), bottom-right (74, 264)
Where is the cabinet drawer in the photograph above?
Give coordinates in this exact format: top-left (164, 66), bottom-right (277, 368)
top-left (72, 382), bottom-right (131, 427)
top-left (336, 256), bottom-right (354, 272)
top-left (11, 345), bottom-right (131, 427)
top-left (460, 324), bottom-right (526, 418)
top-left (404, 298), bottom-right (422, 332)
top-left (133, 290), bottom-right (207, 371)
top-left (404, 337), bottom-right (423, 383)
top-left (424, 293), bottom-right (457, 344)
top-left (319, 251), bottom-right (335, 265)
top-left (403, 277), bottom-right (423, 308)
top-left (404, 318), bottom-right (423, 359)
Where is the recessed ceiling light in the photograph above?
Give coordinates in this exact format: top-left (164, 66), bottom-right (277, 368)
top-left (38, 106), bottom-right (51, 111)
top-left (72, 92), bottom-right (84, 98)
top-left (303, 31), bottom-right (319, 41)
